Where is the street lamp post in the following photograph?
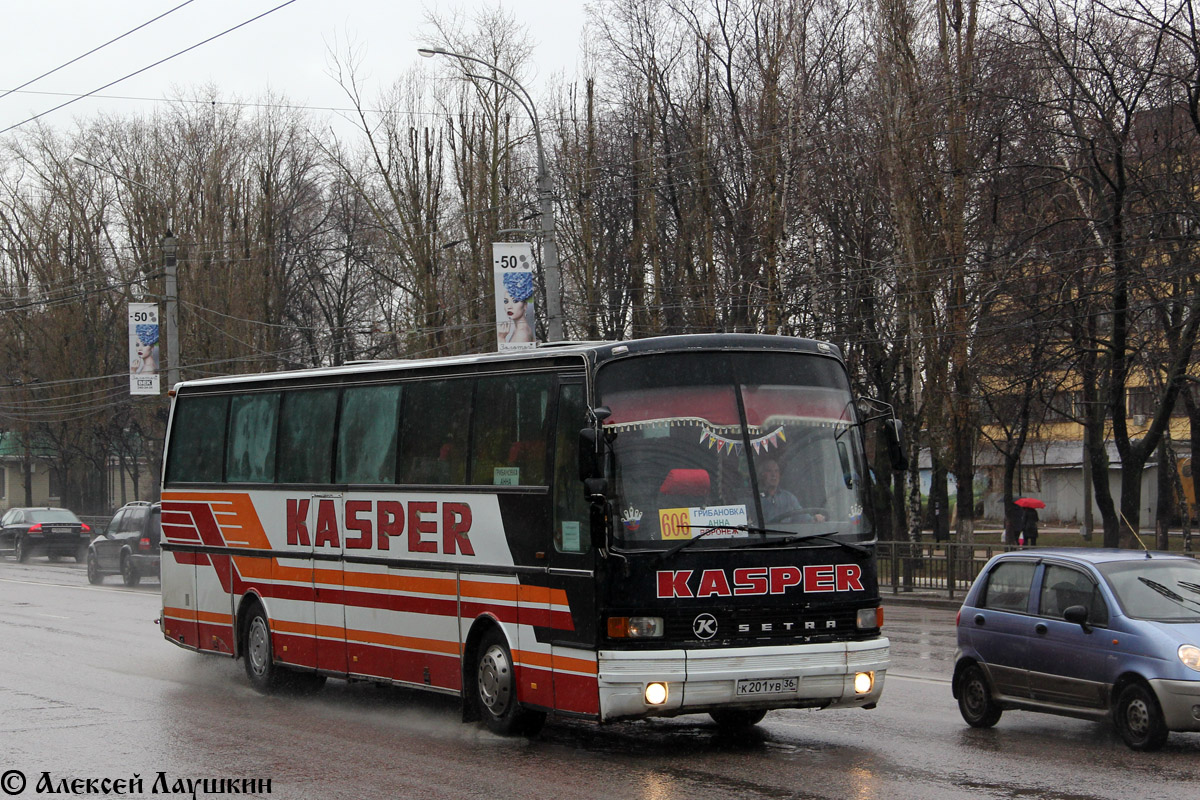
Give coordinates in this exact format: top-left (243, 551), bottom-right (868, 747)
top-left (418, 46), bottom-right (564, 342)
top-left (161, 233), bottom-right (179, 391)
top-left (74, 157), bottom-right (180, 390)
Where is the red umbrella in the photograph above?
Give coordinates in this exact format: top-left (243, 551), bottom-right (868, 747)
top-left (1014, 497), bottom-right (1045, 509)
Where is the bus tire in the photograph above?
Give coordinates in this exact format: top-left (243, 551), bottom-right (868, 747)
top-left (475, 628), bottom-right (545, 736)
top-left (243, 603), bottom-right (285, 693)
top-left (709, 709), bottom-right (767, 730)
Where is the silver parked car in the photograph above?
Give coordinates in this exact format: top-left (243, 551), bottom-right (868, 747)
top-left (953, 548), bottom-right (1200, 750)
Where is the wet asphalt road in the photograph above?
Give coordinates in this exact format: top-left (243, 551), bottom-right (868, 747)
top-left (1, 558), bottom-right (1197, 800)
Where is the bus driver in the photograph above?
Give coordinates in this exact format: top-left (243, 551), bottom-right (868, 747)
top-left (759, 457), bottom-right (825, 524)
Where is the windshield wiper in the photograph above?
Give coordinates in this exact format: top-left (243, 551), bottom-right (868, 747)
top-left (656, 524), bottom-right (752, 561)
top-left (728, 530), bottom-right (871, 556)
top-left (657, 525), bottom-right (870, 561)
top-left (1137, 577), bottom-right (1200, 610)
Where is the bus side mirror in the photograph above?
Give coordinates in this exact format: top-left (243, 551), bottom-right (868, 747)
top-left (884, 419), bottom-right (908, 471)
top-left (579, 428), bottom-right (600, 482)
top-left (579, 427), bottom-right (609, 501)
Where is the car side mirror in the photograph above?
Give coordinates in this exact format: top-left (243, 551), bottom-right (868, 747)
top-left (1062, 604), bottom-right (1092, 632)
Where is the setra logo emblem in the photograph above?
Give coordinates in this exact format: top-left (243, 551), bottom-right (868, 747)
top-left (692, 613), bottom-right (718, 640)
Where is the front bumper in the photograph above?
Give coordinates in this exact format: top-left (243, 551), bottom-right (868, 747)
top-left (1149, 678), bottom-right (1200, 732)
top-left (597, 638), bottom-right (889, 721)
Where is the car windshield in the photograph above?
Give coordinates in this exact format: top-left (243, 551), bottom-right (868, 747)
top-left (1098, 558), bottom-right (1200, 622)
top-left (595, 350), bottom-right (872, 551)
top-left (28, 509), bottom-right (80, 524)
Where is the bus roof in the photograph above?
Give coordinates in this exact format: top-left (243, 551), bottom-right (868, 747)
top-left (171, 333), bottom-right (843, 392)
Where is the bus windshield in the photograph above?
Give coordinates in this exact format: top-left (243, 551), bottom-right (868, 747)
top-left (596, 351), bottom-right (871, 551)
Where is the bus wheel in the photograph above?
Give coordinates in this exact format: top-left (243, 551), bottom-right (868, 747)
top-left (475, 629), bottom-right (545, 736)
top-left (243, 604), bottom-right (284, 693)
top-left (709, 709), bottom-right (767, 730)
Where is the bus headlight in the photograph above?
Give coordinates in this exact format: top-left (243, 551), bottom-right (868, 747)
top-left (856, 607), bottom-right (883, 630)
top-left (1180, 644), bottom-right (1200, 672)
top-left (854, 671), bottom-right (874, 694)
top-left (644, 682), bottom-right (669, 705)
top-left (607, 616), bottom-right (664, 638)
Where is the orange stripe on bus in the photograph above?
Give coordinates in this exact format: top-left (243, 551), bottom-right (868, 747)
top-left (344, 629), bottom-right (461, 655)
top-left (271, 618), bottom-right (459, 655)
top-left (551, 654), bottom-right (598, 674)
top-left (513, 650), bottom-right (598, 674)
top-left (514, 649), bottom-right (553, 669)
top-left (459, 579), bottom-right (518, 602)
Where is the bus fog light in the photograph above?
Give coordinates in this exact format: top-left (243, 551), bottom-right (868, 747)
top-left (644, 682), bottom-right (668, 705)
top-left (854, 672), bottom-right (874, 694)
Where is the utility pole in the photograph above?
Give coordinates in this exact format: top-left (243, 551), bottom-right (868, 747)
top-left (418, 47), bottom-right (564, 341)
top-left (75, 156), bottom-right (180, 389)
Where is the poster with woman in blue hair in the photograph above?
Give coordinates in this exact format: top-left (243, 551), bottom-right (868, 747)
top-left (493, 242), bottom-right (537, 351)
top-left (128, 303), bottom-right (161, 395)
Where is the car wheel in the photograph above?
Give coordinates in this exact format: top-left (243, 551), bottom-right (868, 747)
top-left (75, 546), bottom-right (87, 563)
top-left (957, 664), bottom-right (1002, 728)
top-left (121, 554), bottom-right (141, 587)
top-left (86, 551), bottom-right (104, 585)
top-left (1115, 683), bottom-right (1169, 751)
top-left (15, 535), bottom-right (29, 563)
top-left (474, 628), bottom-right (545, 736)
top-left (710, 709), bottom-right (768, 730)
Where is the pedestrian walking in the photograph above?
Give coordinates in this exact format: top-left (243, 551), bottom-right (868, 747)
top-left (1023, 506), bottom-right (1039, 547)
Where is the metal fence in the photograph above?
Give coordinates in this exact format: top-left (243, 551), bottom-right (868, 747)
top-left (876, 539), bottom-right (1198, 600)
top-left (876, 540), bottom-right (1017, 601)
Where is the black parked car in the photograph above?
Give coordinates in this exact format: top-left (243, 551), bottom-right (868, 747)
top-left (0, 507), bottom-right (91, 562)
top-left (87, 501), bottom-right (161, 586)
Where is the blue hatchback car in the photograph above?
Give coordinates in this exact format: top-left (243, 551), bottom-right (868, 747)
top-left (953, 548), bottom-right (1200, 750)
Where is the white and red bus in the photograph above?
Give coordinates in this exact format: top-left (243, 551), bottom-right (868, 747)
top-left (159, 334), bottom-right (899, 734)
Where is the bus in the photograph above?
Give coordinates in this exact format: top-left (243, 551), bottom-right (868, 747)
top-left (159, 333), bottom-right (901, 735)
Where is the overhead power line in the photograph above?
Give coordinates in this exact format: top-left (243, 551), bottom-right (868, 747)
top-left (0, 0), bottom-right (198, 104)
top-left (0, 0), bottom-right (299, 136)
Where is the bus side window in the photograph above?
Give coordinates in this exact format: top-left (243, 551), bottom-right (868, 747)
top-left (336, 384), bottom-right (401, 484)
top-left (226, 392), bottom-right (280, 483)
top-left (471, 374), bottom-right (553, 486)
top-left (166, 394), bottom-right (229, 483)
top-left (397, 378), bottom-right (471, 485)
top-left (277, 389), bottom-right (338, 484)
top-left (553, 383), bottom-right (590, 553)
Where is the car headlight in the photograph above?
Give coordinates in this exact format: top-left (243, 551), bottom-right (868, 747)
top-left (1180, 644), bottom-right (1200, 672)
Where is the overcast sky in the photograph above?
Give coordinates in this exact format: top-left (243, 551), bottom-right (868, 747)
top-left (0, 0), bottom-right (589, 136)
